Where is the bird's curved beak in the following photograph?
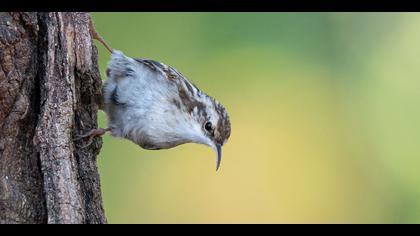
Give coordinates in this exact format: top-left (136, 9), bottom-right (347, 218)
top-left (215, 144), bottom-right (222, 171)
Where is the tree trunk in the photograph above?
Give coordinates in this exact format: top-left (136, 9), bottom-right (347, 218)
top-left (0, 12), bottom-right (106, 224)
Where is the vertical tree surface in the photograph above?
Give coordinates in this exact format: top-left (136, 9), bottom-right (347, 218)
top-left (0, 12), bottom-right (106, 224)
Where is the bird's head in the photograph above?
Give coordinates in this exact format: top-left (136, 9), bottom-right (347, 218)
top-left (171, 80), bottom-right (231, 171)
top-left (191, 97), bottom-right (231, 171)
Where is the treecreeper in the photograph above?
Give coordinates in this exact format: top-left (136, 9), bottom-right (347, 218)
top-left (76, 17), bottom-right (231, 171)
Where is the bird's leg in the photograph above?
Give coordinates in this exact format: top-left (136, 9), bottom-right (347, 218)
top-left (89, 15), bottom-right (113, 54)
top-left (74, 127), bottom-right (111, 148)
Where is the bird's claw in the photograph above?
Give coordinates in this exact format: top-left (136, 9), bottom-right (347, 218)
top-left (74, 128), bottom-right (110, 148)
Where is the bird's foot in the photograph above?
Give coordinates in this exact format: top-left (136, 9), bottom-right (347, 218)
top-left (74, 127), bottom-right (111, 148)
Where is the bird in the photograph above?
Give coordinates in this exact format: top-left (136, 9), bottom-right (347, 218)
top-left (77, 17), bottom-right (231, 171)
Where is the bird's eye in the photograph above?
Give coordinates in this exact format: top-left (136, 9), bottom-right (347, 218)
top-left (204, 121), bottom-right (213, 132)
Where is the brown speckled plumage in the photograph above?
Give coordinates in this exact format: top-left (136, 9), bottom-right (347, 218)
top-left (103, 50), bottom-right (231, 170)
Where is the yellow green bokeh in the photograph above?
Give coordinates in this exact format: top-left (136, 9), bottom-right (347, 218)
top-left (92, 13), bottom-right (420, 223)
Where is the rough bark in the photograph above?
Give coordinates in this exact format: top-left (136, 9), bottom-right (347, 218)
top-left (0, 12), bottom-right (106, 224)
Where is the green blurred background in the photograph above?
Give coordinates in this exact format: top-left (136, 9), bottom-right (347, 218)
top-left (92, 13), bottom-right (420, 223)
